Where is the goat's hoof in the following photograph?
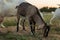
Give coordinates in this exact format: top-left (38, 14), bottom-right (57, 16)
top-left (30, 32), bottom-right (35, 36)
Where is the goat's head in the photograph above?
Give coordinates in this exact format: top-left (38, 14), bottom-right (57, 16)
top-left (43, 24), bottom-right (50, 38)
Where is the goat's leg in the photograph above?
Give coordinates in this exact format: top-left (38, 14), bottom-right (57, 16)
top-left (32, 20), bottom-right (36, 35)
top-left (17, 15), bottom-right (20, 32)
top-left (29, 17), bottom-right (36, 35)
top-left (0, 16), bottom-right (4, 28)
top-left (0, 23), bottom-right (5, 28)
top-left (22, 19), bottom-right (26, 31)
top-left (29, 20), bottom-right (33, 35)
top-left (32, 24), bottom-right (35, 35)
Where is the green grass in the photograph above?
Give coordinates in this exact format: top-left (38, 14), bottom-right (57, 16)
top-left (3, 17), bottom-right (17, 27)
top-left (43, 13), bottom-right (52, 23)
top-left (3, 17), bottom-right (29, 27)
top-left (3, 20), bottom-right (16, 27)
top-left (0, 12), bottom-right (60, 40)
top-left (3, 12), bottom-right (59, 27)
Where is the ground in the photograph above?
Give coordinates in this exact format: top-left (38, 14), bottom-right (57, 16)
top-left (0, 12), bottom-right (60, 40)
top-left (0, 26), bottom-right (60, 40)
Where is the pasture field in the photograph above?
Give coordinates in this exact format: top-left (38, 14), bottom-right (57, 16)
top-left (0, 12), bottom-right (60, 40)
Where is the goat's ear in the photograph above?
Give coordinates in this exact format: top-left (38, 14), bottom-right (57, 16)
top-left (15, 6), bottom-right (18, 9)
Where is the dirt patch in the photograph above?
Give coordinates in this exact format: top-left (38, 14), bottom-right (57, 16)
top-left (0, 26), bottom-right (31, 35)
top-left (0, 26), bottom-right (60, 38)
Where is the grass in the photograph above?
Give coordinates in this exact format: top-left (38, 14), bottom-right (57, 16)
top-left (0, 12), bottom-right (60, 40)
top-left (3, 17), bottom-right (17, 27)
top-left (3, 17), bottom-right (29, 27)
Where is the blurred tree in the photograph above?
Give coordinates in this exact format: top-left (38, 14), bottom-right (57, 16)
top-left (40, 7), bottom-right (57, 12)
top-left (40, 7), bottom-right (48, 12)
top-left (49, 7), bottom-right (57, 12)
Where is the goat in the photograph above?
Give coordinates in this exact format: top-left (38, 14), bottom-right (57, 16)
top-left (16, 2), bottom-right (50, 37)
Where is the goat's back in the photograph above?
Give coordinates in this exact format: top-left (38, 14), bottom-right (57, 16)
top-left (16, 2), bottom-right (37, 17)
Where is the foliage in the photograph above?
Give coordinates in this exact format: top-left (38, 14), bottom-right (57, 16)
top-left (40, 7), bottom-right (57, 12)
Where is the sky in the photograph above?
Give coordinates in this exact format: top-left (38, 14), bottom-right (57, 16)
top-left (1, 0), bottom-right (60, 8)
top-left (26, 0), bottom-right (60, 8)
